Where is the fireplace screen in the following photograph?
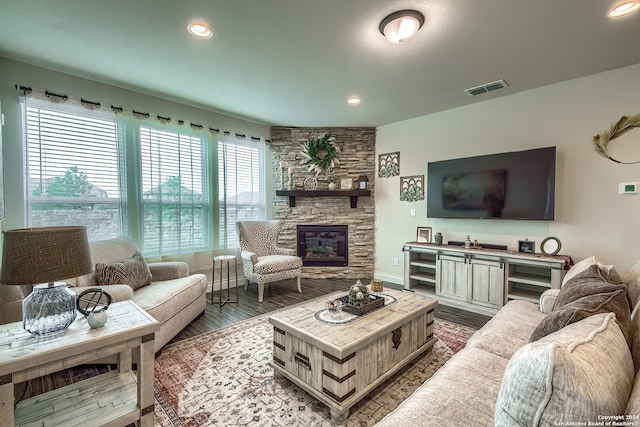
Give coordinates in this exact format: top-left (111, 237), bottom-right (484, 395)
top-left (297, 225), bottom-right (348, 267)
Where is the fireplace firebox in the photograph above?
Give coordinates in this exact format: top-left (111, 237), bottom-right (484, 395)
top-left (297, 225), bottom-right (348, 267)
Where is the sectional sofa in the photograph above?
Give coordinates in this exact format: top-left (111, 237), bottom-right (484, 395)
top-left (376, 256), bottom-right (640, 426)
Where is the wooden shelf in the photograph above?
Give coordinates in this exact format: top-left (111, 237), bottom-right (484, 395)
top-left (276, 189), bottom-right (371, 208)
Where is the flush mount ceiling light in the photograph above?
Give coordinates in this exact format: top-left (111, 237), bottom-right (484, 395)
top-left (379, 9), bottom-right (425, 44)
top-left (608, 1), bottom-right (640, 17)
top-left (347, 96), bottom-right (361, 105)
top-left (187, 22), bottom-right (213, 39)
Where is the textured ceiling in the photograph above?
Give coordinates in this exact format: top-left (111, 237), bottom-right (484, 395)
top-left (1, 0), bottom-right (639, 127)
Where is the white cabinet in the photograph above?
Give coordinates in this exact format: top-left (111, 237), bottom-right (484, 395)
top-left (437, 254), bottom-right (469, 302)
top-left (404, 242), bottom-right (566, 316)
top-left (468, 257), bottom-right (504, 309)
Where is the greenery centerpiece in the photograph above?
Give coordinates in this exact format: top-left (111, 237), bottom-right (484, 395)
top-left (300, 133), bottom-right (340, 176)
top-left (348, 280), bottom-right (370, 307)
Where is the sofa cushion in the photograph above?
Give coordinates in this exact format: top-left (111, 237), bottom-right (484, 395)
top-left (95, 252), bottom-right (152, 290)
top-left (376, 346), bottom-right (508, 427)
top-left (131, 274), bottom-right (207, 324)
top-left (254, 255), bottom-right (303, 275)
top-left (495, 313), bottom-right (634, 426)
top-left (466, 300), bottom-right (546, 359)
top-left (529, 265), bottom-right (633, 346)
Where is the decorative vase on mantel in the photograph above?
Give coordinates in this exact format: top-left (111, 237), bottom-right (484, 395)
top-left (327, 174), bottom-right (337, 190)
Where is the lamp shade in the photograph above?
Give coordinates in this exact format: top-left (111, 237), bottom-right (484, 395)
top-left (1, 226), bottom-right (93, 285)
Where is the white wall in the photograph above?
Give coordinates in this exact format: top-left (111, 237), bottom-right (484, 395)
top-left (0, 57), bottom-right (271, 235)
top-left (375, 63), bottom-right (640, 283)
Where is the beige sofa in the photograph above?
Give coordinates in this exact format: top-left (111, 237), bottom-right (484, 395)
top-left (0, 236), bottom-right (208, 352)
top-left (376, 257), bottom-right (640, 426)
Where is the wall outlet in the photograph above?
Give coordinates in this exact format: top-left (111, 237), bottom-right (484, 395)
top-left (410, 208), bottom-right (416, 216)
top-left (393, 257), bottom-right (399, 266)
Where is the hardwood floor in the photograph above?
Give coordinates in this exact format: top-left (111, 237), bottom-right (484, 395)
top-left (168, 278), bottom-right (491, 347)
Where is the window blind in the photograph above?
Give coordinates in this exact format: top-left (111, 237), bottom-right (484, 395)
top-left (25, 104), bottom-right (122, 240)
top-left (219, 137), bottom-right (266, 248)
top-left (140, 126), bottom-right (209, 255)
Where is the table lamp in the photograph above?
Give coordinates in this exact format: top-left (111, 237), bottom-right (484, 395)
top-left (1, 226), bottom-right (93, 336)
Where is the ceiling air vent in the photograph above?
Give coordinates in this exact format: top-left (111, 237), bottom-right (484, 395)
top-left (464, 79), bottom-right (508, 96)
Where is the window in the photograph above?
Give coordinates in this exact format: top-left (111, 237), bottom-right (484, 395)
top-left (26, 104), bottom-right (123, 240)
top-left (24, 97), bottom-right (266, 255)
top-left (218, 137), bottom-right (266, 248)
top-left (140, 126), bottom-right (209, 255)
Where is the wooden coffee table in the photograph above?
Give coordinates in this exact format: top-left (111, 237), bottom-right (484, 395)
top-left (268, 288), bottom-right (437, 423)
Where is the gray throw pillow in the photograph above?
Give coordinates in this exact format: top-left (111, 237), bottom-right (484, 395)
top-left (95, 251), bottom-right (152, 290)
top-left (530, 264), bottom-right (633, 346)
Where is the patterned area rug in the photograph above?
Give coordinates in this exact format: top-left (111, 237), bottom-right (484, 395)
top-left (154, 313), bottom-right (476, 427)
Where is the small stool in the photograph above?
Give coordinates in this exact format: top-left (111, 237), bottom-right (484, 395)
top-left (212, 254), bottom-right (239, 307)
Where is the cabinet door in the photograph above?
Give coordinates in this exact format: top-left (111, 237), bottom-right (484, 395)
top-left (437, 254), bottom-right (468, 301)
top-left (469, 259), bottom-right (504, 309)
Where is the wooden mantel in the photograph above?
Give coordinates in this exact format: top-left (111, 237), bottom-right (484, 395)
top-left (275, 189), bottom-right (371, 208)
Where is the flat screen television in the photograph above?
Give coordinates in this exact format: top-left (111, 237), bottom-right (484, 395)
top-left (427, 146), bottom-right (556, 220)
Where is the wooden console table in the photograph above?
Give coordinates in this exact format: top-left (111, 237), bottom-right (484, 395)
top-left (0, 300), bottom-right (159, 427)
top-left (276, 189), bottom-right (371, 208)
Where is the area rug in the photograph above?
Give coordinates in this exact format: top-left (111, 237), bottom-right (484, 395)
top-left (153, 313), bottom-right (476, 427)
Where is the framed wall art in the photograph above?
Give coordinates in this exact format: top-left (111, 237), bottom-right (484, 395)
top-left (400, 175), bottom-right (425, 202)
top-left (378, 151), bottom-right (400, 178)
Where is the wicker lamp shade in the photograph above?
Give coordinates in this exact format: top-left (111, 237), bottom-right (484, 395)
top-left (1, 226), bottom-right (93, 285)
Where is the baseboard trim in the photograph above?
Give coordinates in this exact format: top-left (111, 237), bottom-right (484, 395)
top-left (373, 272), bottom-right (403, 285)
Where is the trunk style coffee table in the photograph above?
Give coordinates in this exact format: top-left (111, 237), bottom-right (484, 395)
top-left (268, 288), bottom-right (437, 424)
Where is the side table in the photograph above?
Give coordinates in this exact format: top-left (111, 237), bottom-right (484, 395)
top-left (212, 254), bottom-right (239, 307)
top-left (0, 300), bottom-right (159, 427)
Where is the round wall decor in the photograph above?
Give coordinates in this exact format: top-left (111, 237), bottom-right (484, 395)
top-left (540, 236), bottom-right (561, 256)
top-left (300, 133), bottom-right (340, 176)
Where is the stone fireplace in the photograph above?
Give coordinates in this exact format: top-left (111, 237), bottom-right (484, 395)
top-left (297, 224), bottom-right (348, 267)
top-left (270, 127), bottom-right (376, 280)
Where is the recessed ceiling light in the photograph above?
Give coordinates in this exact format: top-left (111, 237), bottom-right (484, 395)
top-left (608, 1), bottom-right (640, 17)
top-left (347, 96), bottom-right (361, 105)
top-left (379, 10), bottom-right (425, 44)
top-left (188, 22), bottom-right (213, 39)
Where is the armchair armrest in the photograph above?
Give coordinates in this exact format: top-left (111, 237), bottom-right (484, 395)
top-left (148, 262), bottom-right (190, 281)
top-left (241, 250), bottom-right (258, 264)
top-left (539, 289), bottom-right (561, 314)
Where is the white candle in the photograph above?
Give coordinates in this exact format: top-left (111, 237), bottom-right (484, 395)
top-left (288, 167), bottom-right (293, 174)
top-left (279, 161), bottom-right (284, 168)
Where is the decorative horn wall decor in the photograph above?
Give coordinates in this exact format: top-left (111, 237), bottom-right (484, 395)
top-left (592, 113), bottom-right (640, 164)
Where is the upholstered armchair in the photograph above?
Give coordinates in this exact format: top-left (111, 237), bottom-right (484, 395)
top-left (237, 220), bottom-right (302, 302)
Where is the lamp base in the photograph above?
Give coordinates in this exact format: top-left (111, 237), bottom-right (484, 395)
top-left (22, 282), bottom-right (77, 336)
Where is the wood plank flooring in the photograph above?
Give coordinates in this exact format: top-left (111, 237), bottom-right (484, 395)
top-left (168, 278), bottom-right (491, 348)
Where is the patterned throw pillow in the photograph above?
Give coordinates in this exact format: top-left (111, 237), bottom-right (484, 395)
top-left (95, 252), bottom-right (152, 290)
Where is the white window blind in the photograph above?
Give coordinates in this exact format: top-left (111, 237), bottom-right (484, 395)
top-left (219, 137), bottom-right (266, 248)
top-left (140, 126), bottom-right (209, 255)
top-left (25, 103), bottom-right (122, 240)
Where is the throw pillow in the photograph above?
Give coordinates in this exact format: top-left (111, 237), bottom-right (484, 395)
top-left (530, 264), bottom-right (632, 345)
top-left (95, 252), bottom-right (152, 290)
top-left (495, 313), bottom-right (634, 426)
top-left (561, 255), bottom-right (622, 287)
top-left (623, 259), bottom-right (640, 308)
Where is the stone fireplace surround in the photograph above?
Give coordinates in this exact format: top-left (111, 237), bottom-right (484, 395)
top-left (270, 127), bottom-right (376, 280)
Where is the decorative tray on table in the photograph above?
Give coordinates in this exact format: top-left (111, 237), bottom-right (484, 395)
top-left (337, 294), bottom-right (385, 316)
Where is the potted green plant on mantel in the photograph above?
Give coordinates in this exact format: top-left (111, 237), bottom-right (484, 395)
top-left (326, 174), bottom-right (337, 190)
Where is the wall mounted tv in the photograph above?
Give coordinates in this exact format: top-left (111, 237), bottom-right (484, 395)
top-left (427, 146), bottom-right (556, 220)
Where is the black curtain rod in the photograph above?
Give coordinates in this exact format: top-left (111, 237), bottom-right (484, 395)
top-left (16, 83), bottom-right (268, 142)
